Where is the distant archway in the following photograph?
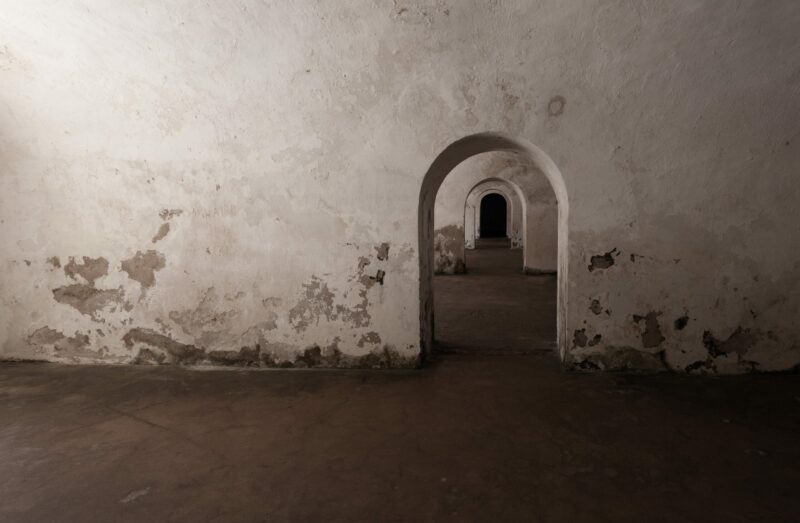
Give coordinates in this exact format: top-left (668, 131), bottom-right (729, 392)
top-left (465, 178), bottom-right (526, 253)
top-left (418, 132), bottom-right (569, 362)
top-left (479, 193), bottom-right (508, 238)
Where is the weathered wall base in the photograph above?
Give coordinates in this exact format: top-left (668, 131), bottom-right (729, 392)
top-left (564, 239), bottom-right (800, 375)
top-left (2, 2), bottom-right (799, 374)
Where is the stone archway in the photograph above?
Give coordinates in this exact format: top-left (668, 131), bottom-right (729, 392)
top-left (465, 180), bottom-right (523, 251)
top-left (418, 133), bottom-right (569, 361)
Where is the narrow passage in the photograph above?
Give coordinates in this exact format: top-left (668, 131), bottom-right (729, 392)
top-left (434, 238), bottom-right (557, 354)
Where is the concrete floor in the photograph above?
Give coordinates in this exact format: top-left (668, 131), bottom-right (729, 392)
top-left (1, 242), bottom-right (799, 522)
top-left (435, 238), bottom-right (557, 354)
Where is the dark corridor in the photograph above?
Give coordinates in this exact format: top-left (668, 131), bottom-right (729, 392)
top-left (479, 193), bottom-right (507, 238)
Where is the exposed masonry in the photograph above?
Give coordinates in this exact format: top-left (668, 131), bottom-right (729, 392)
top-left (64, 256), bottom-right (109, 285)
top-left (124, 328), bottom-right (205, 365)
top-left (371, 270), bottom-right (386, 285)
top-left (572, 328), bottom-right (602, 348)
top-left (50, 253), bottom-right (129, 319)
top-left (168, 287), bottom-right (242, 347)
top-left (16, 213), bottom-right (800, 375)
top-left (588, 248), bottom-right (619, 272)
top-left (569, 246), bottom-right (800, 374)
top-left (24, 238), bottom-right (417, 368)
top-left (633, 312), bottom-right (666, 349)
top-left (357, 331), bottom-right (382, 347)
top-left (26, 206), bottom-right (795, 375)
top-left (678, 327), bottom-right (774, 374)
top-left (52, 284), bottom-right (125, 319)
top-left (375, 242), bottom-right (390, 261)
top-left (287, 249), bottom-right (383, 332)
top-left (121, 250), bottom-right (166, 289)
top-left (589, 299), bottom-right (603, 315)
top-left (121, 327), bottom-right (416, 369)
top-left (288, 277), bottom-right (338, 332)
top-left (703, 327), bottom-right (764, 357)
top-left (27, 326), bottom-right (103, 361)
top-left (151, 223), bottom-right (170, 243)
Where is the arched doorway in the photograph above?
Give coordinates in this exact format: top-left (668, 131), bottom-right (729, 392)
top-left (478, 193), bottom-right (508, 238)
top-left (464, 178), bottom-right (526, 255)
top-left (418, 132), bottom-right (569, 362)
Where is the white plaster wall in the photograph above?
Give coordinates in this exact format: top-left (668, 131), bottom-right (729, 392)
top-left (1, 1), bottom-right (798, 372)
top-left (521, 177), bottom-right (558, 274)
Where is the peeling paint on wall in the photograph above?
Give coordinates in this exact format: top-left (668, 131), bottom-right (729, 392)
top-left (123, 327), bottom-right (205, 365)
top-left (1, 2), bottom-right (798, 374)
top-left (589, 299), bottom-right (603, 315)
top-left (703, 327), bottom-right (761, 357)
top-left (289, 277), bottom-right (337, 332)
top-left (64, 256), bottom-right (109, 285)
top-left (588, 249), bottom-right (619, 272)
top-left (375, 242), bottom-right (390, 261)
top-left (120, 250), bottom-right (166, 289)
top-left (168, 287), bottom-right (240, 347)
top-left (159, 209), bottom-right (183, 220)
top-left (27, 326), bottom-right (100, 360)
top-left (674, 315), bottom-right (689, 330)
top-left (151, 223), bottom-right (170, 243)
top-left (357, 331), bottom-right (382, 347)
top-left (52, 284), bottom-right (125, 319)
top-left (633, 312), bottom-right (666, 348)
top-left (572, 328), bottom-right (601, 348)
top-left (121, 325), bottom-right (417, 369)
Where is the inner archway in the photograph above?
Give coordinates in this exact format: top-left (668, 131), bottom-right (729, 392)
top-left (479, 193), bottom-right (508, 238)
top-left (464, 178), bottom-right (526, 256)
top-left (418, 132), bottom-right (569, 362)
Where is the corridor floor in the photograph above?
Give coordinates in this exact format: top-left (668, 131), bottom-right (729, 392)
top-left (1, 242), bottom-right (799, 522)
top-left (434, 238), bottom-right (556, 354)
